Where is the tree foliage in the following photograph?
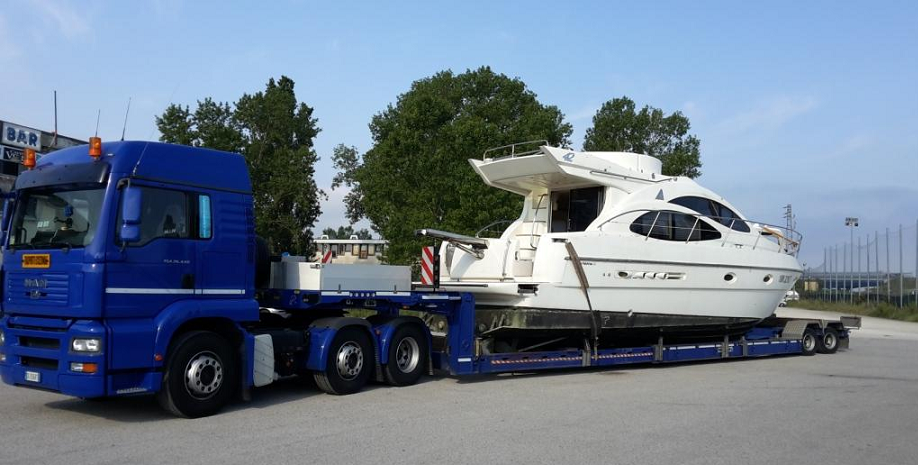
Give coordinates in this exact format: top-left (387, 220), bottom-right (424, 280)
top-left (339, 67), bottom-right (572, 265)
top-left (155, 77), bottom-right (323, 255)
top-left (583, 96), bottom-right (702, 178)
top-left (321, 225), bottom-right (372, 240)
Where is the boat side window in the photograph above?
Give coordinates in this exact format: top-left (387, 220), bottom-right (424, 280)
top-left (550, 187), bottom-right (604, 233)
top-left (669, 196), bottom-right (750, 233)
top-left (630, 211), bottom-right (721, 241)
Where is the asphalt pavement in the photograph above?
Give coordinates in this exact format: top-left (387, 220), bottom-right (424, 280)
top-left (1, 307), bottom-right (917, 465)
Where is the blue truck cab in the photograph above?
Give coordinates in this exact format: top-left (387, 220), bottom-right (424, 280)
top-left (0, 141), bottom-right (260, 414)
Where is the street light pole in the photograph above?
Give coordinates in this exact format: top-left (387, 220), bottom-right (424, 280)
top-left (845, 217), bottom-right (859, 304)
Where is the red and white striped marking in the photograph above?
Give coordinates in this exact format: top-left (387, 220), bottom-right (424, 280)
top-left (420, 246), bottom-right (435, 285)
top-left (321, 251), bottom-right (333, 263)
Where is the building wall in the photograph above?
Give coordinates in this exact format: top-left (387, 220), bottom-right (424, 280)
top-left (0, 120), bottom-right (85, 192)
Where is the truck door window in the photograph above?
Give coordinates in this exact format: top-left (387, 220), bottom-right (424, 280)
top-left (118, 186), bottom-right (190, 246)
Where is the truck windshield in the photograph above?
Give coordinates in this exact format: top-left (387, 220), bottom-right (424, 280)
top-left (8, 186), bottom-right (106, 249)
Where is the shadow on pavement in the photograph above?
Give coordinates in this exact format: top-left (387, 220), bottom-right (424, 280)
top-left (41, 377), bottom-right (362, 422)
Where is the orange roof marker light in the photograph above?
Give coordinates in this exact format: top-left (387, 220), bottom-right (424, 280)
top-left (23, 148), bottom-right (36, 170)
top-left (89, 136), bottom-right (102, 159)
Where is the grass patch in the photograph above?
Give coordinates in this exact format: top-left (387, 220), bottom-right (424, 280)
top-left (788, 299), bottom-right (918, 323)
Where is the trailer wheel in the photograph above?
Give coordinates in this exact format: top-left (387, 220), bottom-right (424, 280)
top-left (383, 324), bottom-right (429, 386)
top-left (800, 328), bottom-right (818, 356)
top-left (313, 327), bottom-right (374, 395)
top-left (157, 331), bottom-right (237, 418)
top-left (816, 327), bottom-right (840, 354)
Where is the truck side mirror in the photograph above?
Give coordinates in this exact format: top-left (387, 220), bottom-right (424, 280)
top-left (120, 186), bottom-right (142, 243)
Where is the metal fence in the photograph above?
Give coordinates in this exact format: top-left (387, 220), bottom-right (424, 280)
top-left (802, 220), bottom-right (918, 308)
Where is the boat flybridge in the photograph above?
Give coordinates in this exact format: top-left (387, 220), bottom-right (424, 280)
top-left (418, 141), bottom-right (803, 349)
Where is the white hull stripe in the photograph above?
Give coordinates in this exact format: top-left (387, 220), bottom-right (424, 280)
top-left (106, 288), bottom-right (246, 295)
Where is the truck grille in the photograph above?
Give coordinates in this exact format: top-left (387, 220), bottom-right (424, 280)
top-left (6, 272), bottom-right (70, 306)
top-left (19, 336), bottom-right (61, 350)
top-left (20, 356), bottom-right (59, 370)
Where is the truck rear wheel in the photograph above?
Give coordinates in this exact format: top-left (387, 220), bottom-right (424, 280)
top-left (800, 328), bottom-right (818, 356)
top-left (383, 324), bottom-right (428, 386)
top-left (313, 327), bottom-right (374, 395)
top-left (816, 327), bottom-right (840, 354)
top-left (157, 331), bottom-right (237, 418)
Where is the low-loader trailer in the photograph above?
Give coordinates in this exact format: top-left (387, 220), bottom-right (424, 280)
top-left (0, 141), bottom-right (859, 417)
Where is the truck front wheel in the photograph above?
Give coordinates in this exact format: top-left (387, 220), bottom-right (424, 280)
top-left (313, 327), bottom-right (374, 395)
top-left (157, 331), bottom-right (238, 418)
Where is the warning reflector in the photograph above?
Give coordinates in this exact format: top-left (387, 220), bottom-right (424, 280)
top-left (321, 251), bottom-right (333, 263)
top-left (420, 246), bottom-right (435, 285)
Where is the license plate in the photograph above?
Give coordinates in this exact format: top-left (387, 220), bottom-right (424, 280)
top-left (25, 371), bottom-right (41, 383)
top-left (22, 254), bottom-right (51, 268)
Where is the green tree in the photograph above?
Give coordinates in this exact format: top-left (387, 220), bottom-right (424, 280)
top-left (583, 96), bottom-right (702, 178)
top-left (155, 77), bottom-right (323, 255)
top-left (321, 225), bottom-right (372, 240)
top-left (339, 67), bottom-right (572, 265)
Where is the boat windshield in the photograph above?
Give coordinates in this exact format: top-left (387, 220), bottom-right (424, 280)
top-left (8, 186), bottom-right (106, 250)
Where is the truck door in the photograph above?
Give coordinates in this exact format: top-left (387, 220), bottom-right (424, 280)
top-left (194, 192), bottom-right (249, 296)
top-left (105, 184), bottom-right (198, 317)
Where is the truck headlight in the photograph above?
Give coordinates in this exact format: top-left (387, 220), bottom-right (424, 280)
top-left (0, 329), bottom-right (5, 346)
top-left (71, 338), bottom-right (101, 353)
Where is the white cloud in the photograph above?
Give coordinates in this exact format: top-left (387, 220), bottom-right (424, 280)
top-left (27, 0), bottom-right (91, 39)
top-left (715, 95), bottom-right (818, 135)
top-left (0, 16), bottom-right (21, 64)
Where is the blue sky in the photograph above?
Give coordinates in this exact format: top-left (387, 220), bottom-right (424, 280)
top-left (1, 0), bottom-right (916, 268)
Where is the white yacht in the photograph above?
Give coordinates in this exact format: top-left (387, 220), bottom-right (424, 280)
top-left (419, 142), bottom-right (802, 347)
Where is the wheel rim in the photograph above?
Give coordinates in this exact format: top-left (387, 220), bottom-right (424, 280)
top-left (395, 337), bottom-right (420, 374)
top-left (802, 334), bottom-right (816, 352)
top-left (336, 342), bottom-right (364, 380)
top-left (824, 332), bottom-right (837, 350)
top-left (184, 351), bottom-right (224, 400)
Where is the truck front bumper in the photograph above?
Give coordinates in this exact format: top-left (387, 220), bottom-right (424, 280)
top-left (0, 315), bottom-right (158, 398)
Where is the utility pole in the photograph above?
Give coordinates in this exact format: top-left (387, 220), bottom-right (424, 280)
top-left (886, 227), bottom-right (891, 302)
top-left (857, 234), bottom-right (870, 305)
top-left (899, 224), bottom-right (904, 308)
top-left (874, 231), bottom-right (879, 306)
top-left (820, 247), bottom-right (829, 301)
top-left (857, 235), bottom-right (862, 303)
top-left (845, 217), bottom-right (858, 304)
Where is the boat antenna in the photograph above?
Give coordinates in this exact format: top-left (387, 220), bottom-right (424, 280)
top-left (52, 90), bottom-right (58, 147)
top-left (94, 109), bottom-right (101, 137)
top-left (121, 97), bottom-right (131, 141)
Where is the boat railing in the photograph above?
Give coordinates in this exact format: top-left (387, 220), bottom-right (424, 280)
top-left (597, 208), bottom-right (803, 256)
top-left (475, 219), bottom-right (515, 239)
top-left (482, 140), bottom-right (548, 161)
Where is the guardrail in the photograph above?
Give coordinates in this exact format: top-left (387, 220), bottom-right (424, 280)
top-left (482, 140), bottom-right (548, 160)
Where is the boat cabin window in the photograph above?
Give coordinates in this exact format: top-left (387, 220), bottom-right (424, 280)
top-left (669, 196), bottom-right (751, 233)
top-left (630, 211), bottom-right (722, 241)
top-left (550, 187), bottom-right (605, 233)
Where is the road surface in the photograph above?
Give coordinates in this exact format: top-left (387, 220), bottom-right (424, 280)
top-left (1, 307), bottom-right (916, 465)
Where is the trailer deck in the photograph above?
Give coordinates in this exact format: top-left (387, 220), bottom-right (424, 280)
top-left (256, 288), bottom-right (858, 379)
